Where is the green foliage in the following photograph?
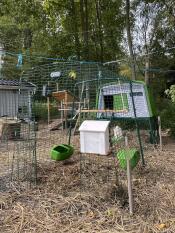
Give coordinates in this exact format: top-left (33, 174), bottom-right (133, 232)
top-left (165, 85), bottom-right (175, 103)
top-left (162, 85), bottom-right (175, 137)
top-left (158, 98), bottom-right (175, 137)
top-left (0, 0), bottom-right (124, 67)
top-left (32, 101), bottom-right (58, 121)
top-left (0, 0), bottom-right (175, 138)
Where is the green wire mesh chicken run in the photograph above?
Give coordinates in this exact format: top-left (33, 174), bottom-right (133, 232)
top-left (0, 61), bottom-right (158, 192)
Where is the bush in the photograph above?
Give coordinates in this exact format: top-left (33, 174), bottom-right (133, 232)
top-left (32, 101), bottom-right (58, 121)
top-left (165, 85), bottom-right (175, 103)
top-left (158, 98), bottom-right (175, 137)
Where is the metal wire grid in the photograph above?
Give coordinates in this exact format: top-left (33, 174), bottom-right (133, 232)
top-left (0, 61), bottom-right (156, 192)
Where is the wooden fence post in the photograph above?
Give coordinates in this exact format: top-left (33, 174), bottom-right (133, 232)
top-left (125, 136), bottom-right (133, 214)
top-left (158, 116), bottom-right (163, 151)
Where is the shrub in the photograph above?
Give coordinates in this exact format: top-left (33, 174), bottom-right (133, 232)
top-left (165, 85), bottom-right (175, 103)
top-left (158, 98), bottom-right (175, 137)
top-left (32, 101), bottom-right (58, 121)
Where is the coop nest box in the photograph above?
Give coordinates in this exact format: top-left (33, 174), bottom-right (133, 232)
top-left (79, 120), bottom-right (110, 155)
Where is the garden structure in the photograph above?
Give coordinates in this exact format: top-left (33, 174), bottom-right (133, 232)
top-left (0, 61), bottom-right (158, 200)
top-left (0, 79), bottom-right (36, 119)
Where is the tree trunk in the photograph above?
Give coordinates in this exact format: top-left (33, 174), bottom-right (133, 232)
top-left (145, 55), bottom-right (150, 86)
top-left (91, 27), bottom-right (99, 60)
top-left (95, 0), bottom-right (104, 62)
top-left (24, 28), bottom-right (32, 49)
top-left (84, 0), bottom-right (89, 60)
top-left (80, 0), bottom-right (89, 60)
top-left (70, 0), bottom-right (81, 60)
top-left (126, 0), bottom-right (136, 80)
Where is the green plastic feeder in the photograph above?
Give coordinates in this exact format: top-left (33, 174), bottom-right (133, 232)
top-left (116, 148), bottom-right (140, 170)
top-left (51, 144), bottom-right (74, 161)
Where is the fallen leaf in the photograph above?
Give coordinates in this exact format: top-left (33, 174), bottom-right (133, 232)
top-left (156, 223), bottom-right (167, 230)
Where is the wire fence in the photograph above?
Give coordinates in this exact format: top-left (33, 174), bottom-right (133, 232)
top-left (0, 61), bottom-right (158, 194)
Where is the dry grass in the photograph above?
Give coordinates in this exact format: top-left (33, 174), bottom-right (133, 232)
top-left (0, 141), bottom-right (175, 233)
top-left (0, 122), bottom-right (175, 233)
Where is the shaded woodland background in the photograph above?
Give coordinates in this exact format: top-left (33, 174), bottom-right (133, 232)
top-left (0, 0), bottom-right (175, 135)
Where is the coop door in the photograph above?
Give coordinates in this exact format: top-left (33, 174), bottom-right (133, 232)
top-left (104, 94), bottom-right (129, 112)
top-left (113, 94), bottom-right (129, 111)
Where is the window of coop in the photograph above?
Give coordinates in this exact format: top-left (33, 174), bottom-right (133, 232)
top-left (104, 94), bottom-right (129, 110)
top-left (130, 92), bottom-right (143, 97)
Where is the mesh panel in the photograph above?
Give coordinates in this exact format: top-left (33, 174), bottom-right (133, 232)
top-left (0, 61), bottom-right (158, 192)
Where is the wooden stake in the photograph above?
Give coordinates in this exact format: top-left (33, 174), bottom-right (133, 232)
top-left (56, 83), bottom-right (59, 92)
top-left (80, 109), bottom-right (128, 113)
top-left (125, 136), bottom-right (133, 215)
top-left (47, 96), bottom-right (50, 126)
top-left (73, 112), bottom-right (80, 135)
top-left (61, 101), bottom-right (63, 131)
top-left (158, 116), bottom-right (163, 151)
top-left (47, 81), bottom-right (50, 127)
top-left (65, 92), bottom-right (68, 129)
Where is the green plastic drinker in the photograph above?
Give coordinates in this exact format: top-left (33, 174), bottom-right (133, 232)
top-left (116, 148), bottom-right (140, 170)
top-left (51, 144), bottom-right (74, 161)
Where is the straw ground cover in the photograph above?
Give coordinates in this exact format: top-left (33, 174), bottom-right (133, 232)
top-left (0, 130), bottom-right (175, 232)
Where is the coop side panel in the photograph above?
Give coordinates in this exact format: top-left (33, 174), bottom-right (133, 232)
top-left (97, 83), bottom-right (150, 118)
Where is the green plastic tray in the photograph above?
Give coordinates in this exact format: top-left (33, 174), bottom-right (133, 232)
top-left (51, 144), bottom-right (74, 161)
top-left (116, 148), bottom-right (140, 170)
